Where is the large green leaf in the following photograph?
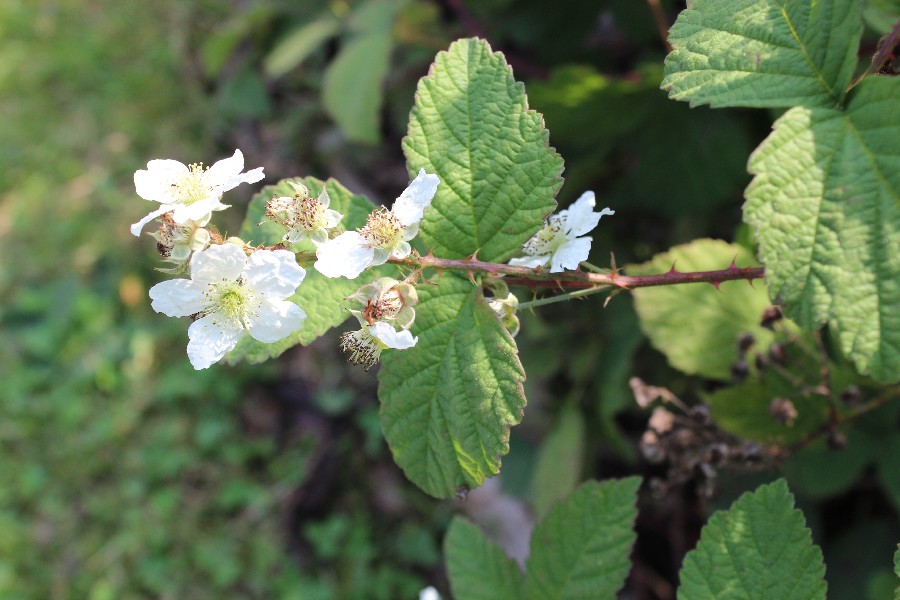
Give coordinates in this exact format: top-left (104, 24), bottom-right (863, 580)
top-left (629, 239), bottom-right (781, 380)
top-left (662, 0), bottom-right (862, 108)
top-left (378, 274), bottom-right (525, 498)
top-left (678, 479), bottom-right (826, 600)
top-left (403, 37), bottom-right (564, 261)
top-left (228, 177), bottom-right (392, 363)
top-left (744, 77), bottom-right (900, 382)
top-left (445, 517), bottom-right (524, 600)
top-left (524, 478), bottom-right (640, 600)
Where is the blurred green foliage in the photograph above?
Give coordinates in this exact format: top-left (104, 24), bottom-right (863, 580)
top-left (2, 0), bottom-right (898, 597)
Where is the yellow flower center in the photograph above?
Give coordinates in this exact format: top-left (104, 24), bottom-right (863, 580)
top-left (360, 207), bottom-right (403, 249)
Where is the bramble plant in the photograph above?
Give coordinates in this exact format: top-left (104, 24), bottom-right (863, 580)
top-left (133, 0), bottom-right (900, 596)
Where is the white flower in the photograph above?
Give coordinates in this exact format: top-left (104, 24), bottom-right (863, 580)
top-left (150, 213), bottom-right (213, 273)
top-left (148, 243), bottom-right (306, 370)
top-left (419, 587), bottom-right (441, 600)
top-left (266, 181), bottom-right (343, 246)
top-left (315, 169), bottom-right (440, 279)
top-left (347, 277), bottom-right (418, 330)
top-left (339, 319), bottom-right (417, 370)
top-left (509, 191), bottom-right (614, 273)
top-left (131, 149), bottom-right (264, 236)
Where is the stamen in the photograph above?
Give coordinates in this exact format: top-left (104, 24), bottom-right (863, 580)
top-left (360, 207), bottom-right (403, 249)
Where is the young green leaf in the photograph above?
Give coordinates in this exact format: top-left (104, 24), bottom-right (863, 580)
top-left (322, 30), bottom-right (392, 144)
top-left (378, 274), bottom-right (525, 499)
top-left (228, 177), bottom-right (393, 363)
top-left (629, 239), bottom-right (781, 380)
top-left (744, 77), bottom-right (900, 382)
top-left (445, 517), bottom-right (525, 600)
top-left (662, 0), bottom-right (862, 108)
top-left (679, 479), bottom-right (827, 600)
top-left (524, 477), bottom-right (641, 600)
top-left (403, 37), bottom-right (564, 261)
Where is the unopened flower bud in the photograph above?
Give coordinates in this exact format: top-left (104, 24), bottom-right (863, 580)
top-left (839, 385), bottom-right (862, 407)
top-left (760, 305), bottom-right (784, 329)
top-left (769, 397), bottom-right (798, 426)
top-left (736, 332), bottom-right (755, 354)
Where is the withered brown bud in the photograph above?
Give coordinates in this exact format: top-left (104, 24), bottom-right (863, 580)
top-left (640, 431), bottom-right (665, 464)
top-left (769, 342), bottom-right (787, 365)
top-left (839, 385), bottom-right (862, 407)
top-left (769, 397), bottom-right (798, 426)
top-left (760, 305), bottom-right (784, 329)
top-left (689, 404), bottom-right (712, 426)
top-left (827, 431), bottom-right (847, 451)
top-left (731, 358), bottom-right (750, 382)
top-left (708, 443), bottom-right (729, 466)
top-left (740, 442), bottom-right (763, 463)
top-left (736, 332), bottom-right (756, 354)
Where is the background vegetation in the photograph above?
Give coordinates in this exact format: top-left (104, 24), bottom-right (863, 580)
top-left (1, 0), bottom-right (896, 598)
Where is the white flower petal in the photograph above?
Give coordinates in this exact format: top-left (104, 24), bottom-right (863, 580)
top-left (323, 208), bottom-right (343, 228)
top-left (247, 299), bottom-right (306, 343)
top-left (203, 149), bottom-right (244, 188)
top-left (390, 241), bottom-right (412, 260)
top-left (391, 169), bottom-right (440, 226)
top-left (401, 220), bottom-right (420, 241)
top-left (509, 255), bottom-right (549, 269)
top-left (419, 587), bottom-right (441, 600)
top-left (550, 237), bottom-right (592, 273)
top-left (563, 191), bottom-right (614, 238)
top-left (186, 314), bottom-right (244, 370)
top-left (243, 249), bottom-right (306, 299)
top-left (370, 321), bottom-right (418, 349)
top-left (149, 279), bottom-right (208, 317)
top-left (314, 231), bottom-right (374, 279)
top-left (130, 205), bottom-right (175, 236)
top-left (134, 160), bottom-right (188, 202)
top-left (171, 197), bottom-right (229, 224)
top-left (205, 150), bottom-right (265, 192)
top-left (190, 244), bottom-right (247, 283)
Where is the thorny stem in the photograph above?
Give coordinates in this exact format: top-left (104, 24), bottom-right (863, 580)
top-left (293, 251), bottom-right (765, 292)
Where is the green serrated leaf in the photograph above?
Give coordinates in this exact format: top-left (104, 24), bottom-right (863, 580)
top-left (323, 31), bottom-right (393, 144)
top-left (744, 77), bottom-right (900, 382)
top-left (678, 479), bottom-right (827, 600)
top-left (662, 0), bottom-right (862, 108)
top-left (531, 402), bottom-right (585, 520)
top-left (378, 273), bottom-right (525, 498)
top-left (445, 517), bottom-right (524, 600)
top-left (524, 477), bottom-right (640, 600)
top-left (228, 177), bottom-right (392, 363)
top-left (629, 239), bottom-right (781, 380)
top-left (403, 37), bottom-right (564, 261)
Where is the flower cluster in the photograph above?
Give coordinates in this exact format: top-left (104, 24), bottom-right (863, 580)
top-left (265, 181), bottom-right (343, 246)
top-left (133, 151), bottom-right (436, 370)
top-left (509, 191), bottom-right (614, 273)
top-left (339, 277), bottom-right (419, 369)
top-left (315, 169), bottom-right (439, 279)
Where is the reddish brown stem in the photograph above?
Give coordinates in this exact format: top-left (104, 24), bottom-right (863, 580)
top-left (390, 253), bottom-right (765, 290)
